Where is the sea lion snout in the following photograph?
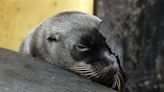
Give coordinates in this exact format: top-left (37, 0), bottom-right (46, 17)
top-left (101, 50), bottom-right (118, 66)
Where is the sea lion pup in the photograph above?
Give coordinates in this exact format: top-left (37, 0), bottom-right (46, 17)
top-left (19, 11), bottom-right (127, 91)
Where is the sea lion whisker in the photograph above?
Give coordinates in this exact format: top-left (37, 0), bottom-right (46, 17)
top-left (72, 68), bottom-right (88, 71)
top-left (87, 71), bottom-right (99, 78)
top-left (116, 74), bottom-right (121, 91)
top-left (70, 66), bottom-right (86, 69)
top-left (118, 72), bottom-right (126, 91)
top-left (71, 66), bottom-right (93, 71)
top-left (76, 70), bottom-right (94, 74)
top-left (88, 74), bottom-right (98, 79)
top-left (95, 72), bottom-right (102, 79)
top-left (112, 75), bottom-right (117, 88)
top-left (118, 71), bottom-right (125, 84)
top-left (85, 71), bottom-right (97, 76)
top-left (69, 67), bottom-right (97, 75)
top-left (99, 72), bottom-right (106, 80)
top-left (68, 67), bottom-right (89, 71)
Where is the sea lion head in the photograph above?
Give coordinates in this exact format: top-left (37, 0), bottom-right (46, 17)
top-left (19, 12), bottom-right (127, 91)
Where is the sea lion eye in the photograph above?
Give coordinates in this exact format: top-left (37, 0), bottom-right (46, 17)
top-left (47, 36), bottom-right (57, 42)
top-left (75, 44), bottom-right (90, 52)
top-left (47, 33), bottom-right (61, 42)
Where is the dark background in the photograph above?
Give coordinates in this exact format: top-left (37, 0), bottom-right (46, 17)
top-left (94, 0), bottom-right (164, 92)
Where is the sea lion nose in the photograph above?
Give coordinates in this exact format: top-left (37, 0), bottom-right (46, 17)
top-left (103, 51), bottom-right (117, 65)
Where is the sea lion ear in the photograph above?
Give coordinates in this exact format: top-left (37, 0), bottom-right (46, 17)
top-left (98, 20), bottom-right (124, 64)
top-left (47, 33), bottom-right (62, 42)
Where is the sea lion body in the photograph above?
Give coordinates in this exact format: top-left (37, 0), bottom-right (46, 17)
top-left (19, 12), bottom-right (126, 91)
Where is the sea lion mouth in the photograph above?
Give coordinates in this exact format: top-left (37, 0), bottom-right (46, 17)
top-left (68, 61), bottom-right (126, 91)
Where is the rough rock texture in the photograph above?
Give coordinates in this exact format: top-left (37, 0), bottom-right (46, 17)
top-left (0, 48), bottom-right (116, 92)
top-left (95, 0), bottom-right (164, 92)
